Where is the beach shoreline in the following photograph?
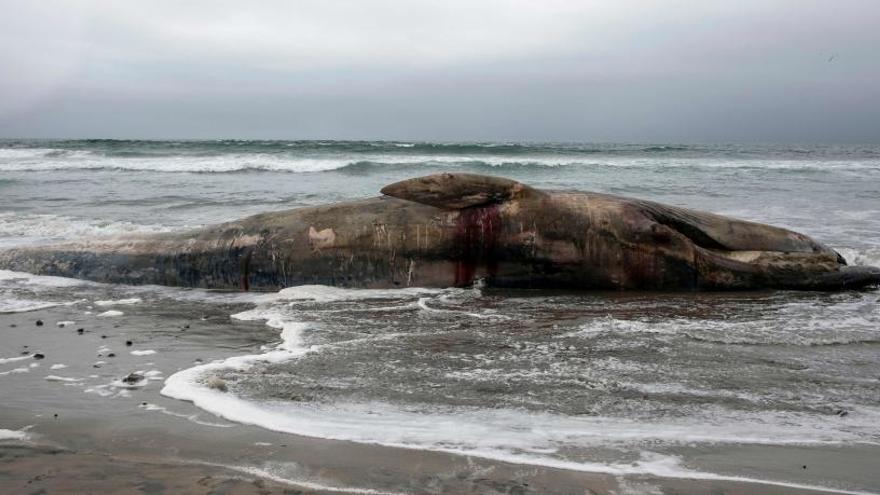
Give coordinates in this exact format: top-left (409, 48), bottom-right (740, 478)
top-left (2, 304), bottom-right (876, 495)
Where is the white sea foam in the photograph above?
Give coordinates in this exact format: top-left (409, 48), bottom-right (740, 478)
top-left (837, 247), bottom-right (880, 268)
top-left (268, 284), bottom-right (442, 304)
top-left (45, 375), bottom-right (84, 383)
top-left (131, 350), bottom-right (156, 356)
top-left (0, 270), bottom-right (264, 312)
top-left (84, 385), bottom-right (115, 397)
top-left (0, 367), bottom-right (30, 376)
top-left (0, 428), bottom-right (29, 441)
top-left (94, 298), bottom-right (142, 306)
top-left (0, 148), bottom-right (95, 161)
top-left (417, 296), bottom-right (509, 319)
top-left (0, 269), bottom-right (91, 288)
top-left (0, 212), bottom-right (179, 249)
top-left (97, 310), bottom-right (124, 317)
top-left (49, 364), bottom-right (67, 370)
top-left (166, 371), bottom-right (877, 494)
top-left (0, 297), bottom-right (62, 313)
top-left (1, 148), bottom-right (879, 173)
top-left (0, 355), bottom-right (32, 365)
top-left (556, 302), bottom-right (880, 346)
top-left (138, 402), bottom-right (234, 428)
top-left (87, 369), bottom-right (163, 396)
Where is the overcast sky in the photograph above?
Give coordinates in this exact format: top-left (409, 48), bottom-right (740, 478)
top-left (0, 1), bottom-right (877, 142)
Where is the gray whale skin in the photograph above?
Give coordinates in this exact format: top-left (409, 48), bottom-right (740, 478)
top-left (1, 173), bottom-right (878, 291)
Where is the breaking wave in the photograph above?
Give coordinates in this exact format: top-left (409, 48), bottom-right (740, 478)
top-left (2, 140), bottom-right (880, 173)
top-left (0, 212), bottom-right (184, 249)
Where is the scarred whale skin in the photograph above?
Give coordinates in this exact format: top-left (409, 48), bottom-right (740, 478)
top-left (1, 173), bottom-right (878, 291)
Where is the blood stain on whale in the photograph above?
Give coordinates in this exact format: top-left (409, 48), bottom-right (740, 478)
top-left (454, 205), bottom-right (501, 286)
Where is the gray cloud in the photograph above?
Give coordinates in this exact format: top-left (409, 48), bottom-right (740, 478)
top-left (1, 0), bottom-right (878, 142)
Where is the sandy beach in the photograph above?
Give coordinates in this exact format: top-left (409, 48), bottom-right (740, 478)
top-left (2, 301), bottom-right (876, 495)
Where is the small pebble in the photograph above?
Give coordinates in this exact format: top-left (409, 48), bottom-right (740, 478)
top-left (183, 324), bottom-right (190, 329)
top-left (803, 465), bottom-right (807, 469)
top-left (10, 324), bottom-right (16, 328)
top-left (77, 328), bottom-right (84, 334)
top-left (125, 341), bottom-right (133, 346)
top-left (53, 414), bottom-right (58, 419)
top-left (35, 320), bottom-right (44, 327)
top-left (122, 372), bottom-right (144, 384)
top-left (33, 353), bottom-right (45, 360)
top-left (108, 353), bottom-right (116, 358)
top-left (101, 335), bottom-right (107, 339)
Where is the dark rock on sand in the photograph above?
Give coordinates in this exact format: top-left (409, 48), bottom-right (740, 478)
top-left (122, 372), bottom-right (144, 385)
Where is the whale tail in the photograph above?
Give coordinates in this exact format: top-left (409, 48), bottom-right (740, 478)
top-left (381, 173), bottom-right (542, 209)
top-left (808, 265), bottom-right (880, 290)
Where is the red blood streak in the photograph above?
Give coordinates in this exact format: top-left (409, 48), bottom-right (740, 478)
top-left (454, 205), bottom-right (501, 286)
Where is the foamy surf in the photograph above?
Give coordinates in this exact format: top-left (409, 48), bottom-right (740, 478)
top-left (2, 144), bottom-right (880, 173)
top-left (0, 297), bottom-right (63, 313)
top-left (0, 428), bottom-right (30, 442)
top-left (0, 355), bottom-right (34, 365)
top-left (0, 212), bottom-right (182, 249)
top-left (161, 284), bottom-right (880, 495)
top-left (94, 298), bottom-right (142, 306)
top-left (138, 403), bottom-right (234, 428)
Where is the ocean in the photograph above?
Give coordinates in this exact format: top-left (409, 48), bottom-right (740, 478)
top-left (1, 139), bottom-right (879, 493)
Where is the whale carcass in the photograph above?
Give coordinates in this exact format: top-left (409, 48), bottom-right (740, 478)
top-left (1, 173), bottom-right (878, 291)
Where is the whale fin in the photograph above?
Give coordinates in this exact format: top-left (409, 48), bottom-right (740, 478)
top-left (380, 173), bottom-right (539, 209)
top-left (638, 201), bottom-right (830, 254)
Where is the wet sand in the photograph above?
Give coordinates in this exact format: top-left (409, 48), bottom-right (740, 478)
top-left (1, 305), bottom-right (874, 494)
top-left (0, 444), bottom-right (304, 495)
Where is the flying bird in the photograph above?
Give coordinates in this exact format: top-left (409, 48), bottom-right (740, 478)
top-left (827, 54), bottom-right (836, 62)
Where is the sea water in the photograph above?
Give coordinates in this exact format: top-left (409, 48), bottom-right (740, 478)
top-left (1, 140), bottom-right (879, 492)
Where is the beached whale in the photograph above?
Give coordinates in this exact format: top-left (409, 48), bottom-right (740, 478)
top-left (1, 173), bottom-right (878, 291)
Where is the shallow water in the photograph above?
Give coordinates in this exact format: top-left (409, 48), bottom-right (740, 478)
top-left (1, 140), bottom-right (879, 492)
